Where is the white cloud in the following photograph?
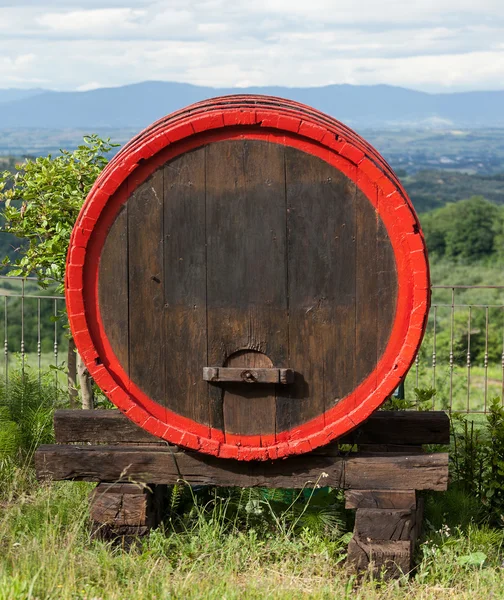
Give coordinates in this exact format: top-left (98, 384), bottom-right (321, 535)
top-left (247, 0), bottom-right (504, 24)
top-left (197, 23), bottom-right (228, 34)
top-left (76, 81), bottom-right (105, 91)
top-left (37, 8), bottom-right (146, 33)
top-left (0, 0), bottom-right (502, 92)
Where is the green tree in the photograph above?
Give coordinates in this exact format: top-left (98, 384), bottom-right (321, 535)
top-left (421, 207), bottom-right (452, 257)
top-left (0, 135), bottom-right (117, 407)
top-left (421, 196), bottom-right (501, 262)
top-left (445, 196), bottom-right (499, 261)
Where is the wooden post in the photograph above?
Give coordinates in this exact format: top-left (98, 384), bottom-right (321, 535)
top-left (345, 489), bottom-right (425, 578)
top-left (89, 482), bottom-right (167, 546)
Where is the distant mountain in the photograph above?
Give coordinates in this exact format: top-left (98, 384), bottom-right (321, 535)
top-left (0, 81), bottom-right (503, 129)
top-left (0, 88), bottom-right (47, 104)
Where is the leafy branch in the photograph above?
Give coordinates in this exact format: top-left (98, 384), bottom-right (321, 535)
top-left (0, 134), bottom-right (118, 292)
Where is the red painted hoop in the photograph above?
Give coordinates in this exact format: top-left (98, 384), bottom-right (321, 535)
top-left (66, 96), bottom-right (430, 461)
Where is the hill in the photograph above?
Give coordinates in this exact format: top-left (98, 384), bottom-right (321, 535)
top-left (1, 81), bottom-right (504, 129)
top-left (0, 88), bottom-right (46, 104)
top-left (402, 170), bottom-right (504, 212)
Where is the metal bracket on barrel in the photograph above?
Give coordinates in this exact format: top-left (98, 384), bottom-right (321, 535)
top-left (203, 367), bottom-right (294, 384)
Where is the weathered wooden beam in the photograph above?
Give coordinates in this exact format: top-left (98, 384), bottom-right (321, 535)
top-left (89, 482), bottom-right (167, 545)
top-left (36, 444), bottom-right (448, 491)
top-left (90, 483), bottom-right (151, 527)
top-left (347, 538), bottom-right (412, 578)
top-left (345, 490), bottom-right (416, 510)
top-left (340, 411), bottom-right (450, 446)
top-left (54, 410), bottom-right (168, 445)
top-left (54, 409), bottom-right (450, 446)
top-left (346, 489), bottom-right (425, 577)
top-left (354, 508), bottom-right (417, 541)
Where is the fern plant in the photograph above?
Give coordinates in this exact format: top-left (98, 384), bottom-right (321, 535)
top-left (0, 367), bottom-right (65, 464)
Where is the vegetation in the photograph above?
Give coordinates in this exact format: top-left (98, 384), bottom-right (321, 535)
top-left (0, 367), bottom-right (64, 490)
top-left (0, 136), bottom-right (117, 409)
top-left (0, 135), bottom-right (116, 289)
top-left (1, 371), bottom-right (504, 597)
top-left (420, 196), bottom-right (504, 263)
top-left (402, 170), bottom-right (504, 212)
top-left (2, 478), bottom-right (504, 599)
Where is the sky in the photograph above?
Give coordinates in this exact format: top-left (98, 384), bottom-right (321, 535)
top-left (1, 0), bottom-right (504, 93)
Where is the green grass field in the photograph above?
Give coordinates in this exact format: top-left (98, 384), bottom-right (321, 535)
top-left (1, 471), bottom-right (504, 600)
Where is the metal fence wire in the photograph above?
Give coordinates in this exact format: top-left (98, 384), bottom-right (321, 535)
top-left (407, 285), bottom-right (504, 412)
top-left (0, 277), bottom-right (503, 413)
top-left (0, 276), bottom-right (65, 387)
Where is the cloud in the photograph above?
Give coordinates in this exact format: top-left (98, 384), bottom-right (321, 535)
top-left (76, 81), bottom-right (106, 91)
top-left (37, 8), bottom-right (146, 33)
top-left (0, 0), bottom-right (503, 92)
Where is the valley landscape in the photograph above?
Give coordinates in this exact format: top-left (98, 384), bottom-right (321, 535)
top-left (1, 80), bottom-right (504, 599)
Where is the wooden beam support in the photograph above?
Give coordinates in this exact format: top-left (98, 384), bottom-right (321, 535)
top-left (345, 490), bottom-right (416, 510)
top-left (89, 482), bottom-right (167, 545)
top-left (36, 444), bottom-right (448, 490)
top-left (53, 409), bottom-right (450, 446)
top-left (347, 539), bottom-right (412, 578)
top-left (340, 411), bottom-right (450, 446)
top-left (40, 410), bottom-right (448, 580)
top-left (346, 490), bottom-right (425, 578)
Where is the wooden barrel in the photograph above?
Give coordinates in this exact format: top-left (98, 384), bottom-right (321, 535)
top-left (66, 96), bottom-right (429, 461)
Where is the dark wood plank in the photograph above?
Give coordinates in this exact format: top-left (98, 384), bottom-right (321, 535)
top-left (53, 409), bottom-right (450, 446)
top-left (203, 367), bottom-right (294, 384)
top-left (280, 147), bottom-right (357, 431)
top-left (90, 483), bottom-right (150, 526)
top-left (355, 187), bottom-right (378, 395)
top-left (128, 169), bottom-right (165, 406)
top-left (357, 444), bottom-right (424, 454)
top-left (98, 206), bottom-right (129, 374)
top-left (163, 148), bottom-right (208, 426)
top-left (339, 410), bottom-right (450, 445)
top-left (347, 538), bottom-right (412, 577)
top-left (354, 508), bottom-right (418, 541)
top-left (54, 410), bottom-right (164, 444)
top-left (36, 444), bottom-right (448, 490)
top-left (89, 482), bottom-right (166, 542)
top-left (344, 453), bottom-right (448, 491)
top-left (219, 351), bottom-right (277, 442)
top-left (205, 140), bottom-right (288, 440)
top-left (345, 490), bottom-right (417, 510)
top-left (348, 490), bottom-right (423, 578)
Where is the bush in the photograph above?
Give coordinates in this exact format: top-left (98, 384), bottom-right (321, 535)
top-left (451, 398), bottom-right (504, 525)
top-left (0, 367), bottom-right (66, 466)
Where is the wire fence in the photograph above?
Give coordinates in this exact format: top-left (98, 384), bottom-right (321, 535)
top-left (0, 276), bottom-right (66, 387)
top-left (0, 277), bottom-right (503, 413)
top-left (405, 285), bottom-right (504, 412)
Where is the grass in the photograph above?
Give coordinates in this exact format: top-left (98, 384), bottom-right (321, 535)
top-left (0, 370), bottom-right (502, 598)
top-left (1, 474), bottom-right (504, 599)
top-left (2, 364), bottom-right (504, 598)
